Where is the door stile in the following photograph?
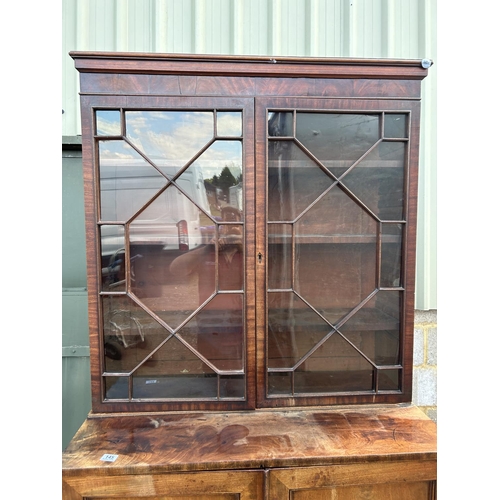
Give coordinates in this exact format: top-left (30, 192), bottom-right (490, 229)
top-left (254, 98), bottom-right (269, 406)
top-left (242, 98), bottom-right (257, 408)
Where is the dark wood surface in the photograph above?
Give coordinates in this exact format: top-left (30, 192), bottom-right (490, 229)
top-left (70, 51), bottom-right (430, 80)
top-left (63, 404), bottom-right (436, 475)
top-left (71, 52), bottom-right (428, 100)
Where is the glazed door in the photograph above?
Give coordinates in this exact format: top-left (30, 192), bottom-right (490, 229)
top-left (256, 98), bottom-right (421, 407)
top-left (83, 96), bottom-right (256, 412)
top-left (85, 94), bottom-right (419, 411)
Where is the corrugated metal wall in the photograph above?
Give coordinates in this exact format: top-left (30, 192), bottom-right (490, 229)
top-left (62, 0), bottom-right (437, 448)
top-left (62, 0), bottom-right (437, 309)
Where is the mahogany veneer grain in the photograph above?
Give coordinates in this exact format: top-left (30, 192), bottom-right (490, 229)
top-left (63, 404), bottom-right (436, 475)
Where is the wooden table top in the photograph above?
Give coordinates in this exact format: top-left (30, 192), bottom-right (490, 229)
top-left (63, 404), bottom-right (437, 476)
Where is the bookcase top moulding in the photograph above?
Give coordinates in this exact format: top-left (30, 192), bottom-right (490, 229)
top-left (69, 51), bottom-right (432, 80)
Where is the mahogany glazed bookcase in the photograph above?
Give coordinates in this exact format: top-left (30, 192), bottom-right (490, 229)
top-left (63, 52), bottom-right (437, 499)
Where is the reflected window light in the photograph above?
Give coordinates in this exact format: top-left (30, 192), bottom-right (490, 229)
top-left (217, 111), bottom-right (242, 137)
top-left (96, 110), bottom-right (121, 136)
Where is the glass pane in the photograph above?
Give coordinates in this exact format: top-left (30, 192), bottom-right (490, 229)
top-left (96, 110), bottom-right (121, 136)
top-left (340, 290), bottom-right (401, 366)
top-left (99, 140), bottom-right (167, 222)
top-left (102, 295), bottom-right (171, 373)
top-left (384, 114), bottom-right (408, 138)
top-left (100, 225), bottom-right (125, 292)
top-left (295, 186), bottom-right (377, 324)
top-left (129, 182), bottom-right (207, 251)
top-left (180, 294), bottom-right (244, 371)
top-left (165, 227), bottom-right (243, 322)
top-left (183, 140), bottom-right (243, 218)
top-left (268, 372), bottom-right (292, 396)
top-left (381, 224), bottom-right (403, 287)
top-left (104, 376), bottom-right (129, 400)
top-left (341, 141), bottom-right (406, 220)
top-left (296, 112), bottom-right (380, 177)
top-left (378, 368), bottom-right (400, 391)
top-left (268, 141), bottom-right (333, 221)
top-left (219, 375), bottom-right (245, 399)
top-left (340, 327), bottom-right (399, 367)
top-left (99, 107), bottom-right (247, 403)
top-left (268, 112), bottom-right (293, 136)
top-left (133, 336), bottom-right (218, 399)
top-left (125, 111), bottom-right (214, 176)
top-left (295, 332), bottom-right (374, 393)
top-left (217, 111), bottom-right (242, 137)
top-left (137, 334), bottom-right (207, 379)
top-left (130, 185), bottom-right (215, 330)
top-left (267, 292), bottom-right (332, 369)
top-left (268, 224), bottom-right (292, 289)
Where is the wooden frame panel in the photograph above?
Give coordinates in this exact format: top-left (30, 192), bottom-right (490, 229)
top-left (269, 460), bottom-right (436, 500)
top-left (63, 470), bottom-right (264, 500)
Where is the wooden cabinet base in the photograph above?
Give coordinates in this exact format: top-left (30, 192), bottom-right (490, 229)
top-left (63, 404), bottom-right (437, 499)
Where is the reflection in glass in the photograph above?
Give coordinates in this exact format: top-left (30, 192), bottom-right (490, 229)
top-left (339, 290), bottom-right (401, 368)
top-left (133, 346), bottom-right (241, 400)
top-left (267, 292), bottom-right (332, 369)
top-left (99, 140), bottom-right (167, 222)
top-left (100, 225), bottom-right (125, 292)
top-left (268, 372), bottom-right (292, 396)
top-left (217, 219), bottom-right (244, 292)
top-left (96, 110), bottom-right (121, 136)
top-left (296, 112), bottom-right (379, 177)
top-left (268, 112), bottom-right (293, 136)
top-left (378, 368), bottom-right (400, 391)
top-left (99, 108), bottom-right (247, 403)
top-left (132, 374), bottom-right (219, 399)
top-left (132, 335), bottom-right (216, 399)
top-left (340, 323), bottom-right (399, 367)
top-left (129, 185), bottom-right (214, 330)
top-left (381, 224), bottom-right (403, 287)
top-left (265, 110), bottom-right (407, 398)
top-left (219, 375), bottom-right (245, 399)
top-left (102, 294), bottom-right (170, 373)
top-left (268, 141), bottom-right (333, 221)
top-left (295, 186), bottom-right (377, 322)
top-left (125, 111), bottom-right (214, 176)
top-left (104, 337), bottom-right (245, 400)
top-left (217, 111), bottom-right (242, 137)
top-left (295, 332), bottom-right (374, 393)
top-left (130, 184), bottom-right (207, 251)
top-left (384, 114), bottom-right (407, 139)
top-left (372, 289), bottom-right (401, 322)
top-left (104, 376), bottom-right (129, 400)
top-left (268, 224), bottom-right (292, 289)
top-left (180, 294), bottom-right (244, 371)
top-left (341, 141), bottom-right (406, 221)
top-left (180, 140), bottom-right (243, 219)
